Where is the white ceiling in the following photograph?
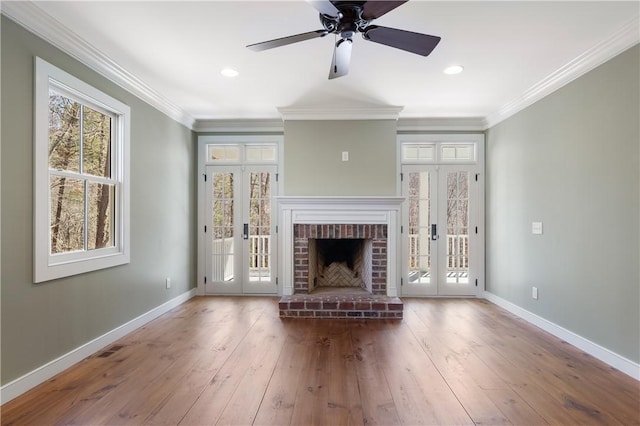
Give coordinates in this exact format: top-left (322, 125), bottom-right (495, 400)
top-left (4, 1), bottom-right (639, 128)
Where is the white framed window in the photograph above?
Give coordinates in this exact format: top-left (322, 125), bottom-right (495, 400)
top-left (207, 144), bottom-right (241, 162)
top-left (441, 143), bottom-right (475, 161)
top-left (204, 140), bottom-right (278, 165)
top-left (402, 143), bottom-right (436, 162)
top-left (400, 136), bottom-right (479, 164)
top-left (34, 57), bottom-right (130, 283)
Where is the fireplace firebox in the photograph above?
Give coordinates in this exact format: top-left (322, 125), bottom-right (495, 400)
top-left (294, 224), bottom-right (387, 295)
top-left (312, 238), bottom-right (366, 289)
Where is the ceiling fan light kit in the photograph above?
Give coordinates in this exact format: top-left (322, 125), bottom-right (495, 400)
top-left (246, 0), bottom-right (441, 79)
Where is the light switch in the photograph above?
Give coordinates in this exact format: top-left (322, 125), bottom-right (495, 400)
top-left (342, 151), bottom-right (349, 161)
top-left (532, 222), bottom-right (543, 235)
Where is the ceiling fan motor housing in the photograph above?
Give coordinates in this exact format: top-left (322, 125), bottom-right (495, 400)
top-left (319, 3), bottom-right (371, 40)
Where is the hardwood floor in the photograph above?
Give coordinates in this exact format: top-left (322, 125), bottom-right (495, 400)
top-left (2, 297), bottom-right (638, 425)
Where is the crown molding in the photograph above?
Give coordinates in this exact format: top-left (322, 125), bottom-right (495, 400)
top-left (278, 106), bottom-right (404, 121)
top-left (1, 1), bottom-right (196, 130)
top-left (397, 117), bottom-right (486, 132)
top-left (485, 16), bottom-right (639, 129)
top-left (193, 116), bottom-right (485, 133)
top-left (193, 119), bottom-right (284, 133)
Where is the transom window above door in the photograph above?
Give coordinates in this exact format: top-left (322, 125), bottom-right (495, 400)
top-left (205, 142), bottom-right (278, 164)
top-left (400, 138), bottom-right (478, 164)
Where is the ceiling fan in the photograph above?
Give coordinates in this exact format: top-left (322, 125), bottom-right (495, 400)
top-left (247, 1), bottom-right (441, 79)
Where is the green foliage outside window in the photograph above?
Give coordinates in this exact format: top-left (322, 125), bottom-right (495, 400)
top-left (48, 91), bottom-right (114, 254)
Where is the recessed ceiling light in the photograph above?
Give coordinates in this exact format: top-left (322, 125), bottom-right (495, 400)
top-left (444, 65), bottom-right (464, 75)
top-left (220, 68), bottom-right (239, 77)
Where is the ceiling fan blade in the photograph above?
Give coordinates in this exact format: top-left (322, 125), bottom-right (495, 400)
top-left (307, 0), bottom-right (341, 18)
top-left (329, 38), bottom-right (352, 79)
top-left (247, 29), bottom-right (329, 51)
top-left (363, 25), bottom-right (441, 56)
top-left (361, 1), bottom-right (408, 20)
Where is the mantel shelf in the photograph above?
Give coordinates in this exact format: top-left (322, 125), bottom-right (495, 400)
top-left (276, 196), bottom-right (404, 207)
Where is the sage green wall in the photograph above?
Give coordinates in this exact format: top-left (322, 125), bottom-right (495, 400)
top-left (1, 16), bottom-right (196, 385)
top-left (486, 45), bottom-right (639, 363)
top-left (283, 120), bottom-right (397, 195)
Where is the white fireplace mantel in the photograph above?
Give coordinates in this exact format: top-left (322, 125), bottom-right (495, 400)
top-left (276, 196), bottom-right (404, 297)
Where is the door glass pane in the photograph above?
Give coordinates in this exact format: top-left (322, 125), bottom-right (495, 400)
top-left (446, 171), bottom-right (469, 284)
top-left (407, 172), bottom-right (431, 283)
top-left (212, 172), bottom-right (234, 281)
top-left (248, 172), bottom-right (271, 282)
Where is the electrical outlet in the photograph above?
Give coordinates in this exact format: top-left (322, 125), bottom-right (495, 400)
top-left (532, 286), bottom-right (538, 300)
top-left (342, 151), bottom-right (349, 161)
top-left (165, 277), bottom-right (171, 289)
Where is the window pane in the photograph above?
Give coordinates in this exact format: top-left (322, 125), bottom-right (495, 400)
top-left (50, 176), bottom-right (84, 254)
top-left (208, 145), bottom-right (240, 161)
top-left (441, 144), bottom-right (474, 161)
top-left (246, 145), bottom-right (276, 162)
top-left (88, 182), bottom-right (115, 250)
top-left (83, 106), bottom-right (112, 178)
top-left (49, 91), bottom-right (80, 173)
top-left (403, 144), bottom-right (435, 161)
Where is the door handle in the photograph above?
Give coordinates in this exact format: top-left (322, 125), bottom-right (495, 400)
top-left (243, 223), bottom-right (249, 240)
top-left (431, 224), bottom-right (438, 240)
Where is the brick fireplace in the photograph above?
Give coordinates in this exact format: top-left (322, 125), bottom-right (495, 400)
top-left (294, 223), bottom-right (387, 295)
top-left (277, 197), bottom-right (404, 318)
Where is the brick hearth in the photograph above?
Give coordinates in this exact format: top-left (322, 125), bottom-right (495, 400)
top-left (279, 292), bottom-right (403, 319)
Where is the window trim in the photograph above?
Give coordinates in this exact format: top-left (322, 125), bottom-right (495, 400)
top-left (34, 57), bottom-right (130, 283)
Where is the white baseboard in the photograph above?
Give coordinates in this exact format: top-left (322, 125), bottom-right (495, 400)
top-left (0, 288), bottom-right (197, 404)
top-left (483, 291), bottom-right (640, 381)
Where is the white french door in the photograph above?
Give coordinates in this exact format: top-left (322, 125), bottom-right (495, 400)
top-left (401, 165), bottom-right (480, 296)
top-left (204, 165), bottom-right (277, 294)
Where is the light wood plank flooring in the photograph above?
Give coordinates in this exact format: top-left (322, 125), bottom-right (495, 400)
top-left (2, 297), bottom-right (638, 425)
